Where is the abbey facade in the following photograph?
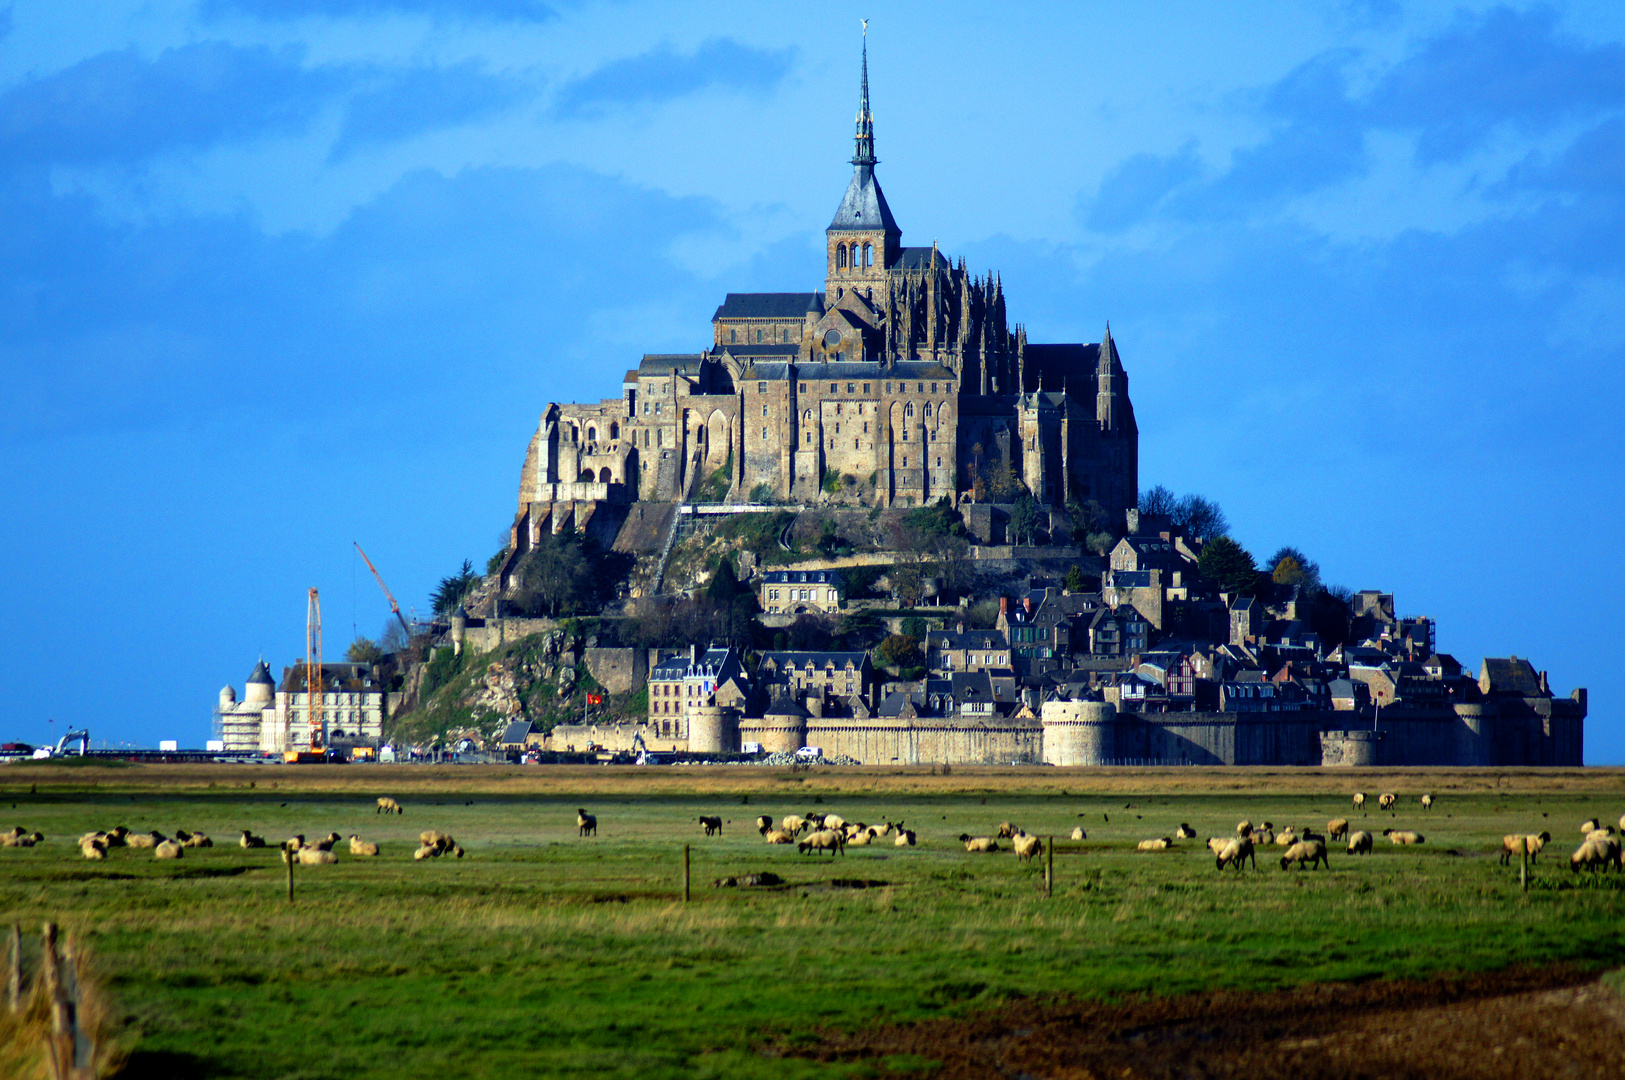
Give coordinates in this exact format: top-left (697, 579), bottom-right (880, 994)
top-left (515, 45), bottom-right (1137, 541)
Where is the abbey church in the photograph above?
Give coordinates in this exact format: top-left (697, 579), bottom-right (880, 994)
top-left (514, 41), bottom-right (1137, 542)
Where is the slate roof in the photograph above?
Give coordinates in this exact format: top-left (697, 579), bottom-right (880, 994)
top-left (248, 660), bottom-right (275, 686)
top-left (721, 344), bottom-right (800, 357)
top-left (925, 629), bottom-right (1009, 650)
top-left (762, 570), bottom-right (844, 586)
top-left (498, 720), bottom-right (535, 745)
top-left (829, 166), bottom-right (900, 233)
top-left (713, 293), bottom-right (824, 320)
top-left (877, 691), bottom-right (922, 717)
top-left (650, 647), bottom-right (740, 681)
top-left (1481, 657), bottom-right (1543, 696)
top-left (765, 696), bottom-right (808, 718)
top-left (759, 651), bottom-right (869, 671)
top-left (636, 354), bottom-right (704, 375)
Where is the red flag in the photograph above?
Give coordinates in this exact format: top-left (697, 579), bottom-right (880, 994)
top-left (587, 693), bottom-right (604, 705)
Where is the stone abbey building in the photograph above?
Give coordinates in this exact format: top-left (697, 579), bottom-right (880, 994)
top-left (513, 43), bottom-right (1137, 542)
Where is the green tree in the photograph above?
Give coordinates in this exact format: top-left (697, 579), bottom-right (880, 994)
top-left (431, 559), bottom-right (478, 615)
top-left (346, 637), bottom-right (383, 664)
top-left (1198, 535), bottom-right (1260, 596)
top-left (1064, 565), bottom-right (1088, 593)
top-left (875, 633), bottom-right (922, 670)
top-left (1009, 493), bottom-right (1044, 546)
top-left (900, 615), bottom-right (927, 639)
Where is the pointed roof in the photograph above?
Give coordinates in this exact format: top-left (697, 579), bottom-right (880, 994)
top-left (829, 33), bottom-right (899, 235)
top-left (248, 659), bottom-right (274, 686)
top-left (1099, 322), bottom-right (1121, 372)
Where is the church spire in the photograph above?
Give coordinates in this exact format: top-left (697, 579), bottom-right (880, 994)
top-left (853, 21), bottom-right (877, 169)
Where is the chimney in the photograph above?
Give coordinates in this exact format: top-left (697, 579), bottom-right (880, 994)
top-left (689, 643), bottom-right (697, 665)
top-left (1023, 596), bottom-right (1034, 615)
top-left (998, 597), bottom-right (1009, 618)
top-left (1539, 670), bottom-right (1550, 695)
top-left (957, 621), bottom-right (965, 634)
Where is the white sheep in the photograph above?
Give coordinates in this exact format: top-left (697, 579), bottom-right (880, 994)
top-left (348, 835), bottom-right (379, 857)
top-left (1351, 792), bottom-right (1366, 810)
top-left (154, 840), bottom-right (184, 859)
top-left (1235, 819), bottom-right (1253, 836)
top-left (894, 830), bottom-right (916, 847)
top-left (78, 841), bottom-right (106, 861)
top-left (312, 832), bottom-right (341, 852)
top-left (1327, 819), bottom-right (1349, 840)
top-left (576, 809), bottom-right (597, 837)
top-left (756, 815), bottom-right (774, 836)
top-left (822, 815), bottom-right (847, 832)
top-left (996, 822), bottom-right (1019, 839)
top-left (1419, 793), bottom-right (1434, 811)
top-left (1346, 830), bottom-right (1373, 855)
top-left (1279, 838), bottom-right (1329, 871)
top-left (1207, 837), bottom-right (1228, 854)
top-left (763, 829), bottom-right (794, 845)
top-left (413, 844), bottom-right (439, 861)
top-left (1136, 837), bottom-right (1172, 852)
top-left (1071, 826), bottom-right (1086, 841)
top-left (958, 834), bottom-right (999, 853)
top-left (240, 830), bottom-right (267, 849)
top-left (1013, 834), bottom-right (1043, 862)
top-left (781, 815), bottom-right (808, 835)
top-left (1175, 823), bottom-right (1196, 839)
top-left (376, 797), bottom-right (403, 815)
top-left (1378, 793), bottom-right (1397, 810)
top-left (798, 829), bottom-right (845, 856)
top-left (1383, 829), bottom-right (1424, 845)
top-left (1215, 836), bottom-right (1255, 871)
top-left (1581, 818), bottom-right (1600, 834)
top-left (1500, 832), bottom-right (1550, 866)
top-left (1570, 837), bottom-right (1621, 873)
top-left (1251, 827), bottom-right (1275, 847)
top-left (297, 847), bottom-right (337, 865)
top-left (846, 829), bottom-right (873, 847)
top-left (125, 831), bottom-right (163, 849)
top-left (1274, 829), bottom-right (1298, 847)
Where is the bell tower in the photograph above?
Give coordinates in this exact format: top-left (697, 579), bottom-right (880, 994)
top-left (826, 26), bottom-right (900, 305)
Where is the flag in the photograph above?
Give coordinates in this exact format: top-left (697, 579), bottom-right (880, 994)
top-left (587, 693), bottom-right (603, 706)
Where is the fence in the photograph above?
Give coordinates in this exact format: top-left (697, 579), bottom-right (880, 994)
top-left (5, 921), bottom-right (100, 1079)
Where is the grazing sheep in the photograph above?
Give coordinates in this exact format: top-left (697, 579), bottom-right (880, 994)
top-left (1420, 793), bottom-right (1434, 811)
top-left (1581, 818), bottom-right (1601, 834)
top-left (348, 835), bottom-right (379, 857)
top-left (1352, 792), bottom-right (1366, 810)
top-left (1013, 834), bottom-right (1043, 862)
top-left (995, 822), bottom-right (1019, 839)
top-left (822, 815), bottom-right (847, 832)
top-left (1383, 829), bottom-right (1424, 845)
top-left (958, 834), bottom-right (1000, 853)
top-left (1274, 829), bottom-right (1298, 847)
top-left (419, 830), bottom-right (448, 847)
top-left (803, 813), bottom-right (827, 828)
top-left (1570, 836), bottom-right (1621, 873)
top-left (1207, 837), bottom-right (1228, 854)
top-left (798, 829), bottom-right (846, 857)
top-left (1175, 823), bottom-right (1196, 839)
top-left (413, 844), bottom-right (439, 860)
top-left (1618, 813), bottom-right (1625, 834)
top-left (1500, 832), bottom-right (1551, 865)
top-left (763, 829), bottom-right (794, 844)
top-left (1136, 837), bottom-right (1173, 852)
top-left (1071, 826), bottom-right (1087, 841)
top-left (1235, 820), bottom-right (1253, 836)
top-left (576, 809), bottom-right (597, 837)
top-left (756, 815), bottom-right (773, 836)
top-left (240, 830), bottom-right (266, 849)
top-left (1327, 819), bottom-right (1349, 841)
top-left (154, 840), bottom-right (184, 859)
top-left (1347, 830), bottom-right (1374, 855)
top-left (1378, 793), bottom-right (1397, 810)
top-left (376, 797), bottom-right (403, 815)
top-left (1215, 836), bottom-right (1255, 871)
top-left (781, 815), bottom-right (808, 836)
top-left (297, 847), bottom-right (337, 865)
top-left (1280, 839), bottom-right (1329, 871)
top-left (698, 816), bottom-right (723, 836)
top-left (312, 832), bottom-right (341, 852)
top-left (125, 831), bottom-right (164, 849)
top-left (1251, 827), bottom-right (1275, 847)
top-left (453, 845), bottom-right (465, 858)
top-left (894, 830), bottom-right (916, 847)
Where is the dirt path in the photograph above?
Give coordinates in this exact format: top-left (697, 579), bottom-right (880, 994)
top-left (788, 965), bottom-right (1625, 1079)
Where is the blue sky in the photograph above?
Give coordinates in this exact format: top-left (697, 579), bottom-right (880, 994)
top-left (2, 1), bottom-right (1620, 759)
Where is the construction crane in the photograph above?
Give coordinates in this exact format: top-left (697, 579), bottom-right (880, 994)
top-left (354, 541), bottom-right (413, 643)
top-left (285, 587), bottom-right (327, 763)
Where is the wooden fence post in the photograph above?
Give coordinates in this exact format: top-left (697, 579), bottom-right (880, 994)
top-left (683, 844), bottom-right (691, 903)
top-left (6, 924), bottom-right (19, 1014)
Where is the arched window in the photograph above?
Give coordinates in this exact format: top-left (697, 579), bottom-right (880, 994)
top-left (729, 328), bottom-right (736, 343)
top-left (864, 242), bottom-right (873, 267)
top-left (600, 467), bottom-right (612, 483)
top-left (923, 403), bottom-right (932, 418)
top-left (837, 245), bottom-right (847, 269)
top-left (803, 410), bottom-right (813, 422)
top-left (905, 402), bottom-right (914, 418)
top-left (610, 422), bottom-right (618, 440)
top-left (586, 427), bottom-right (597, 442)
top-left (756, 328), bottom-right (764, 343)
top-left (578, 469), bottom-right (594, 482)
top-left (851, 243), bottom-right (860, 268)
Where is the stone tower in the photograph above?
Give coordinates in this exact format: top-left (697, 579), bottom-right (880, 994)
top-left (825, 30), bottom-right (899, 306)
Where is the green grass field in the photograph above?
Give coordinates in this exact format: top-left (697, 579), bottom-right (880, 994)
top-left (3, 765), bottom-right (1624, 1079)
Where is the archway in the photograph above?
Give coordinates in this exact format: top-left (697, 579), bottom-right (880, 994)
top-left (706, 410), bottom-right (729, 468)
top-left (599, 467), bottom-right (612, 483)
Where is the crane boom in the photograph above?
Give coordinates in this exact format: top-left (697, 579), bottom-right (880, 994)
top-left (354, 541), bottom-right (412, 641)
top-left (306, 587), bottom-right (323, 755)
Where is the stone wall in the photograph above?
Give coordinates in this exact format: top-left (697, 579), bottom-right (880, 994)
top-left (583, 647), bottom-right (647, 695)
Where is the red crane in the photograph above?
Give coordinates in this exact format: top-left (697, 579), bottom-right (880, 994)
top-left (353, 541), bottom-right (413, 642)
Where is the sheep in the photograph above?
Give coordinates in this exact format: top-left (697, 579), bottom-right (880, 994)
top-left (1013, 833), bottom-right (1043, 862)
top-left (1, 832), bottom-right (33, 848)
top-left (413, 844), bottom-right (439, 860)
top-left (894, 830), bottom-right (916, 847)
top-left (125, 831), bottom-right (164, 849)
top-left (1346, 830), bottom-right (1374, 855)
top-left (1352, 792), bottom-right (1366, 810)
top-left (1500, 832), bottom-right (1551, 866)
top-left (698, 815), bottom-right (723, 836)
top-left (1378, 793), bottom-right (1397, 810)
top-left (1274, 829), bottom-right (1298, 847)
top-left (312, 832), bottom-right (341, 852)
top-left (1207, 837), bottom-right (1228, 854)
top-left (1300, 829), bottom-right (1327, 845)
top-left (756, 815), bottom-right (773, 836)
top-left (846, 829), bottom-right (873, 846)
top-left (822, 815), bottom-right (847, 832)
top-left (870, 821), bottom-right (894, 838)
top-left (453, 845), bottom-right (465, 858)
top-left (577, 809), bottom-right (597, 837)
top-left (781, 815), bottom-right (808, 835)
top-left (995, 822), bottom-right (1019, 839)
top-left (763, 829), bottom-right (794, 844)
top-left (348, 835), bottom-right (379, 857)
top-left (1235, 820), bottom-right (1253, 836)
top-left (1280, 838), bottom-right (1329, 871)
top-left (1215, 836), bottom-right (1255, 871)
top-left (283, 835), bottom-right (306, 852)
top-left (1136, 837), bottom-right (1173, 852)
top-left (1071, 826), bottom-right (1087, 841)
top-left (78, 840), bottom-right (106, 860)
top-left (1326, 819), bottom-right (1349, 841)
top-left (181, 832), bottom-right (213, 848)
top-left (1251, 827), bottom-right (1275, 847)
top-left (1581, 818), bottom-right (1601, 834)
top-left (1175, 823), bottom-right (1196, 839)
top-left (803, 813), bottom-right (827, 829)
top-left (1569, 836), bottom-right (1621, 873)
top-left (1420, 793), bottom-right (1434, 811)
top-left (958, 834), bottom-right (1000, 853)
top-left (1618, 813), bottom-right (1625, 834)
top-left (297, 847), bottom-right (337, 865)
top-left (798, 829), bottom-right (846, 856)
top-left (1383, 829), bottom-right (1424, 845)
top-left (376, 797), bottom-right (403, 815)
top-left (154, 840), bottom-right (184, 859)
top-left (240, 830), bottom-right (266, 849)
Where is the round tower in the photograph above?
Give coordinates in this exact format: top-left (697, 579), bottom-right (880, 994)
top-left (451, 605), bottom-right (468, 656)
top-left (753, 697), bottom-right (809, 754)
top-left (245, 659), bottom-right (275, 709)
top-left (219, 685), bottom-right (237, 709)
top-left (1041, 700), bottom-right (1115, 766)
top-left (688, 706), bottom-right (740, 755)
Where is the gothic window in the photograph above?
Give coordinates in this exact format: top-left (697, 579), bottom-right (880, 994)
top-left (905, 403), bottom-right (914, 418)
top-left (587, 426), bottom-right (597, 442)
top-left (835, 403), bottom-right (841, 416)
top-left (599, 467), bottom-right (612, 483)
top-left (730, 328), bottom-right (737, 343)
top-left (837, 245), bottom-right (847, 269)
top-left (656, 430), bottom-right (662, 447)
top-left (834, 423), bottom-right (840, 434)
top-left (803, 410), bottom-right (812, 422)
top-left (923, 404), bottom-right (932, 418)
top-left (863, 422), bottom-right (869, 433)
top-left (850, 243), bottom-right (859, 268)
top-left (829, 440), bottom-right (835, 450)
top-left (610, 423), bottom-right (618, 439)
top-left (864, 243), bottom-right (873, 267)
top-left (854, 439), bottom-right (859, 449)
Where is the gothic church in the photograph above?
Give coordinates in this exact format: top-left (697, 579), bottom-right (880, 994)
top-left (515, 40), bottom-right (1137, 543)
